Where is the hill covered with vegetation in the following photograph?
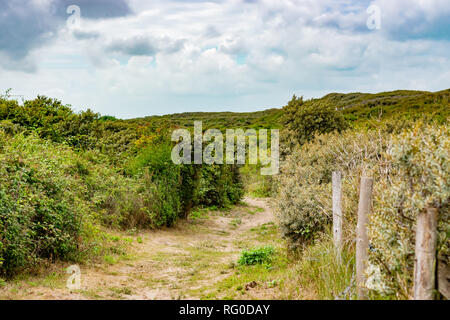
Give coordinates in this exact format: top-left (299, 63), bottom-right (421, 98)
top-left (0, 88), bottom-right (448, 301)
top-left (0, 92), bottom-right (243, 276)
top-left (275, 88), bottom-right (449, 299)
top-left (133, 108), bottom-right (283, 131)
top-left (127, 88), bottom-right (449, 131)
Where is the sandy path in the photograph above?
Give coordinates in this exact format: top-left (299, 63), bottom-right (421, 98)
top-left (0, 197), bottom-right (275, 300)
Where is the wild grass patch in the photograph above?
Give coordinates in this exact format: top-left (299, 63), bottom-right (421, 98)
top-left (238, 245), bottom-right (275, 266)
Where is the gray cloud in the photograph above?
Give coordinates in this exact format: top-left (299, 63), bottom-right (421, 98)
top-left (1, 0), bottom-right (449, 118)
top-left (0, 1), bottom-right (58, 60)
top-left (0, 52), bottom-right (37, 73)
top-left (73, 30), bottom-right (101, 40)
top-left (0, 0), bottom-right (131, 71)
top-left (379, 4), bottom-right (450, 41)
top-left (203, 25), bottom-right (221, 39)
top-left (106, 36), bottom-right (158, 56)
top-left (310, 0), bottom-right (450, 41)
top-left (163, 38), bottom-right (186, 54)
top-left (105, 36), bottom-right (185, 56)
top-left (51, 0), bottom-right (132, 19)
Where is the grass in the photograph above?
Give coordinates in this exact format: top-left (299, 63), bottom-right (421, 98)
top-left (133, 89), bottom-right (449, 134)
top-left (245, 207), bottom-right (264, 215)
top-left (0, 268), bottom-right (68, 299)
top-left (103, 255), bottom-right (118, 265)
top-left (250, 222), bottom-right (278, 241)
top-left (194, 240), bottom-right (216, 250)
top-left (186, 219), bottom-right (287, 299)
top-left (195, 250), bottom-right (289, 299)
top-left (109, 286), bottom-right (133, 296)
top-left (287, 231), bottom-right (356, 300)
top-left (81, 289), bottom-right (102, 299)
top-left (0, 199), bottom-right (358, 300)
top-left (229, 218), bottom-right (242, 228)
top-left (238, 246), bottom-right (275, 266)
top-left (189, 226), bottom-right (356, 300)
top-left (136, 108), bottom-right (283, 132)
top-left (190, 208), bottom-right (210, 221)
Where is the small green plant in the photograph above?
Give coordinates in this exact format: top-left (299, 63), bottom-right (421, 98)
top-left (229, 218), bottom-right (242, 228)
top-left (267, 279), bottom-right (278, 288)
top-left (103, 255), bottom-right (117, 265)
top-left (190, 209), bottom-right (208, 220)
top-left (238, 245), bottom-right (275, 266)
top-left (110, 286), bottom-right (132, 296)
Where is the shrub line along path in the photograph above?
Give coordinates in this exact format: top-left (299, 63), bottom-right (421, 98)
top-left (0, 197), bottom-right (278, 300)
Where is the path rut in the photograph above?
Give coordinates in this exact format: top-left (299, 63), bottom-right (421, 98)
top-left (0, 197), bottom-right (276, 300)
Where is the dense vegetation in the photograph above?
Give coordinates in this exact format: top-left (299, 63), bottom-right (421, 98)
top-left (0, 92), bottom-right (243, 276)
top-left (275, 89), bottom-right (449, 299)
top-left (0, 87), bottom-right (448, 301)
top-left (238, 245), bottom-right (275, 266)
top-left (134, 108), bottom-right (283, 131)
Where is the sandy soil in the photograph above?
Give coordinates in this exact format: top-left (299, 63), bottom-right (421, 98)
top-left (0, 197), bottom-right (276, 300)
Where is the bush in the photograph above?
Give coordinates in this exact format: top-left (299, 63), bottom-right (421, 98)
top-left (127, 141), bottom-right (183, 227)
top-left (238, 245), bottom-right (275, 266)
top-left (0, 132), bottom-right (82, 275)
top-left (0, 132), bottom-right (149, 276)
top-left (198, 164), bottom-right (244, 207)
top-left (0, 94), bottom-right (246, 277)
top-left (367, 123), bottom-right (449, 298)
top-left (240, 163), bottom-right (276, 197)
top-left (276, 119), bottom-right (449, 299)
top-left (127, 137), bottom-right (244, 226)
top-left (281, 95), bottom-right (348, 147)
top-left (0, 95), bottom-right (140, 164)
top-left (275, 129), bottom-right (386, 248)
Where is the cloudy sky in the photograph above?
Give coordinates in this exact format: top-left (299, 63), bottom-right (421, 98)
top-left (0, 0), bottom-right (449, 118)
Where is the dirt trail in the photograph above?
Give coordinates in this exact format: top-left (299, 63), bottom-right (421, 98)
top-left (0, 197), bottom-right (276, 300)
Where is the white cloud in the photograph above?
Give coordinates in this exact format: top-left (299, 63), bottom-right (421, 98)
top-left (0, 0), bottom-right (449, 118)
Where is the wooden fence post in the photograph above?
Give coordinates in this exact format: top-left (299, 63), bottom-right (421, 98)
top-left (356, 176), bottom-right (373, 300)
top-left (414, 207), bottom-right (438, 300)
top-left (332, 171), bottom-right (343, 260)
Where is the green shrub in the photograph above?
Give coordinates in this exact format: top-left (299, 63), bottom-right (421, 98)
top-left (238, 245), bottom-right (275, 266)
top-left (276, 129), bottom-right (386, 247)
top-left (240, 162), bottom-right (275, 197)
top-left (0, 132), bottom-right (149, 275)
top-left (0, 133), bottom-right (82, 275)
top-left (282, 95), bottom-right (348, 146)
top-left (276, 119), bottom-right (449, 299)
top-left (0, 95), bottom-right (140, 164)
top-left (198, 164), bottom-right (244, 207)
top-left (127, 138), bottom-right (244, 226)
top-left (128, 141), bottom-right (182, 227)
top-left (367, 123), bottom-right (449, 299)
top-left (0, 94), bottom-right (243, 277)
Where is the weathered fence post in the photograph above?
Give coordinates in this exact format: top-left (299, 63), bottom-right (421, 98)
top-left (437, 256), bottom-right (450, 299)
top-left (332, 171), bottom-right (343, 260)
top-left (414, 207), bottom-right (438, 300)
top-left (356, 176), bottom-right (373, 300)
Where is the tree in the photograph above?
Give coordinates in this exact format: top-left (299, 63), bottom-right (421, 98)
top-left (282, 95), bottom-right (348, 146)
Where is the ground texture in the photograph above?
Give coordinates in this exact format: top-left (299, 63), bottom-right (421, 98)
top-left (0, 197), bottom-right (304, 300)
